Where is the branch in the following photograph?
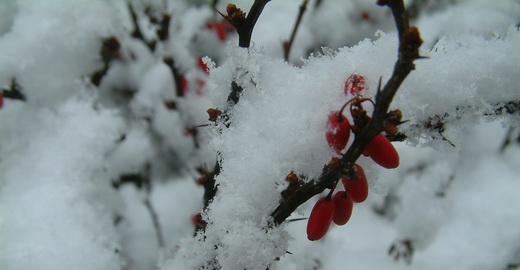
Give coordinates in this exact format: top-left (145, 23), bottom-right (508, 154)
top-left (218, 1), bottom-right (271, 105)
top-left (377, 0), bottom-right (409, 39)
top-left (271, 0), bottom-right (423, 225)
top-left (144, 195), bottom-right (165, 248)
top-left (211, 0), bottom-right (219, 11)
top-left (91, 37), bottom-right (121, 86)
top-left (163, 57), bottom-right (185, 97)
top-left (221, 0), bottom-right (271, 48)
top-left (112, 169), bottom-right (165, 249)
top-left (1, 78), bottom-right (26, 101)
top-left (283, 0), bottom-right (309, 61)
top-left (128, 3), bottom-right (156, 51)
top-left (402, 100), bottom-right (520, 146)
top-left (194, 161), bottom-right (220, 233)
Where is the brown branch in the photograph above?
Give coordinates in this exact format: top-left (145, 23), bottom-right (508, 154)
top-left (128, 3), bottom-right (156, 51)
top-left (112, 169), bottom-right (165, 249)
top-left (156, 13), bottom-right (171, 41)
top-left (218, 1), bottom-right (271, 105)
top-left (144, 195), bottom-right (165, 248)
top-left (91, 37), bottom-right (121, 87)
top-left (377, 0), bottom-right (410, 39)
top-left (217, 1), bottom-right (271, 108)
top-left (1, 78), bottom-right (26, 101)
top-left (163, 57), bottom-right (185, 97)
top-left (283, 0), bottom-right (309, 62)
top-left (271, 0), bottom-right (423, 225)
top-left (194, 161), bottom-right (220, 233)
top-left (221, 0), bottom-right (271, 48)
top-left (212, 0), bottom-right (219, 10)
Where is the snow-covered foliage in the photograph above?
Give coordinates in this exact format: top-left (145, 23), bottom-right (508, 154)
top-left (1, 0), bottom-right (519, 270)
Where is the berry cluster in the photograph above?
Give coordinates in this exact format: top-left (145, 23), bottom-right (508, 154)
top-left (306, 74), bottom-right (400, 241)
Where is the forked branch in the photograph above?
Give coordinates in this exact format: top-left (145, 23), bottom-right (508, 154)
top-left (271, 0), bottom-right (423, 225)
top-left (220, 0), bottom-right (271, 48)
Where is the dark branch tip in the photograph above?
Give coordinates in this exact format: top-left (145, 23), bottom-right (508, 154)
top-left (376, 0), bottom-right (392, 7)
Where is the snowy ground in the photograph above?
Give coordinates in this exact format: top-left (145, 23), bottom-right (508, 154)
top-left (1, 0), bottom-right (519, 270)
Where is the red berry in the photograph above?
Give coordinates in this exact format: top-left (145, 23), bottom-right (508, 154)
top-left (195, 79), bottom-right (206, 96)
top-left (332, 191), bottom-right (354, 225)
top-left (360, 11), bottom-right (370, 21)
top-left (344, 74), bottom-right (367, 96)
top-left (206, 21), bottom-right (227, 41)
top-left (206, 22), bottom-right (215, 29)
top-left (342, 164), bottom-right (369, 203)
top-left (0, 93), bottom-right (3, 108)
top-left (307, 197), bottom-right (335, 241)
top-left (326, 111), bottom-right (351, 153)
top-left (198, 57), bottom-right (209, 73)
top-left (215, 23), bottom-right (227, 41)
top-left (181, 77), bottom-right (188, 96)
top-left (191, 214), bottom-right (200, 226)
top-left (183, 127), bottom-right (193, 136)
top-left (365, 134), bottom-right (400, 169)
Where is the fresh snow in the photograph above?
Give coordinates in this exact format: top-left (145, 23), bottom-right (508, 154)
top-left (1, 0), bottom-right (519, 270)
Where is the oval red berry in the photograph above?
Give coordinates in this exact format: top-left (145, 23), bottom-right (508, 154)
top-left (325, 111), bottom-right (351, 153)
top-left (365, 134), bottom-right (400, 169)
top-left (307, 197), bottom-right (335, 241)
top-left (198, 57), bottom-right (209, 73)
top-left (342, 164), bottom-right (369, 203)
top-left (215, 23), bottom-right (227, 41)
top-left (332, 191), bottom-right (354, 225)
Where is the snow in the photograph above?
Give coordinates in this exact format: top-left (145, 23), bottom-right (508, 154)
top-left (0, 97), bottom-right (126, 270)
top-left (1, 0), bottom-right (520, 270)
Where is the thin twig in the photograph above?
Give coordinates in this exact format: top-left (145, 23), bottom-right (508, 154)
top-left (163, 57), bottom-right (185, 97)
top-left (283, 0), bottom-right (309, 61)
top-left (212, 0), bottom-right (219, 11)
top-left (144, 195), bottom-right (165, 248)
top-left (128, 3), bottom-right (155, 51)
top-left (1, 78), bottom-right (26, 101)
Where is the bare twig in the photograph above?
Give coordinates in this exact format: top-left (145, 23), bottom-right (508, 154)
top-left (399, 101), bottom-right (520, 146)
top-left (283, 0), bottom-right (309, 61)
top-left (128, 3), bottom-right (156, 51)
top-left (112, 170), bottom-right (166, 249)
top-left (156, 13), bottom-right (171, 41)
top-left (91, 37), bottom-right (121, 86)
top-left (271, 0), bottom-right (423, 225)
top-left (144, 195), bottom-right (165, 248)
top-left (1, 78), bottom-right (26, 101)
top-left (212, 0), bottom-right (219, 10)
top-left (389, 239), bottom-right (414, 264)
top-left (194, 160), bottom-right (220, 233)
top-left (163, 57), bottom-right (185, 97)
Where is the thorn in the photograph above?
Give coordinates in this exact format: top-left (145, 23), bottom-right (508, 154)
top-left (287, 217), bottom-right (308, 222)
